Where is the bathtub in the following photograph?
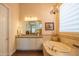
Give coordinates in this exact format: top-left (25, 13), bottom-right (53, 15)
top-left (43, 41), bottom-right (76, 56)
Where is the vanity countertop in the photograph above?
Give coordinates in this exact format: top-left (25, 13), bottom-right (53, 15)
top-left (16, 34), bottom-right (43, 38)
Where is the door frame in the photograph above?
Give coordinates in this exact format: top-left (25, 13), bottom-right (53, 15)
top-left (0, 4), bottom-right (9, 56)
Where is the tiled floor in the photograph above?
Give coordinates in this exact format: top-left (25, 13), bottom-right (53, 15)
top-left (12, 50), bottom-right (43, 56)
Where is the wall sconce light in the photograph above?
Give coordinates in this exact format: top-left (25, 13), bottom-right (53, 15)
top-left (50, 9), bottom-right (58, 15)
top-left (50, 9), bottom-right (56, 14)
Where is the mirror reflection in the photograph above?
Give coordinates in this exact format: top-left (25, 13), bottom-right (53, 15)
top-left (22, 20), bottom-right (42, 36)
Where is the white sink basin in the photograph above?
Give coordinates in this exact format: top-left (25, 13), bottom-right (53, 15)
top-left (43, 41), bottom-right (76, 56)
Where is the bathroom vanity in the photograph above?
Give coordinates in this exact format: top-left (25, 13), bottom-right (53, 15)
top-left (16, 34), bottom-right (52, 50)
top-left (16, 20), bottom-right (52, 50)
top-left (16, 35), bottom-right (43, 50)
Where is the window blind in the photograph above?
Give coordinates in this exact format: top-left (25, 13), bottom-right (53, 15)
top-left (60, 3), bottom-right (79, 32)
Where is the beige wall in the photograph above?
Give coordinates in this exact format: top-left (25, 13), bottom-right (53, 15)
top-left (4, 4), bottom-right (19, 55)
top-left (19, 4), bottom-right (55, 35)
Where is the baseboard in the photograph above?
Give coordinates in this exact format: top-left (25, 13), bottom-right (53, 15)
top-left (9, 49), bottom-right (16, 56)
top-left (16, 50), bottom-right (43, 52)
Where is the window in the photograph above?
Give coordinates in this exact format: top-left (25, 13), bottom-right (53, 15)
top-left (60, 3), bottom-right (79, 32)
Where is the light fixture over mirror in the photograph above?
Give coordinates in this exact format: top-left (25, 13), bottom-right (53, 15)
top-left (24, 16), bottom-right (38, 21)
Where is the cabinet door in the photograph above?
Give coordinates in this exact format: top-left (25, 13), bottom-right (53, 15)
top-left (36, 38), bottom-right (43, 50)
top-left (30, 38), bottom-right (37, 50)
top-left (16, 38), bottom-right (31, 50)
top-left (29, 38), bottom-right (43, 50)
top-left (16, 38), bottom-right (43, 50)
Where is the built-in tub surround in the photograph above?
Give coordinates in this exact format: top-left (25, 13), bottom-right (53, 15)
top-left (50, 34), bottom-right (60, 42)
top-left (42, 34), bottom-right (79, 56)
